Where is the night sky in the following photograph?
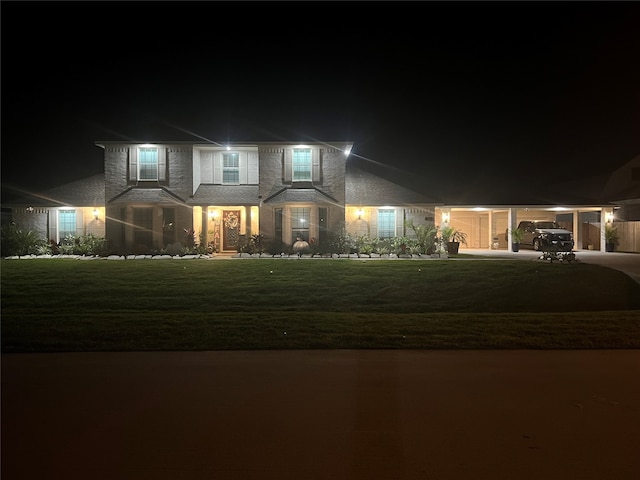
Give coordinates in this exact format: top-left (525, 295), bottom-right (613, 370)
top-left (2, 1), bottom-right (639, 203)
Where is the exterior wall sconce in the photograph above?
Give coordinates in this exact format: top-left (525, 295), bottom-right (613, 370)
top-left (442, 212), bottom-right (450, 224)
top-left (356, 209), bottom-right (364, 220)
top-left (93, 209), bottom-right (99, 220)
top-left (26, 206), bottom-right (34, 213)
top-left (605, 212), bottom-right (614, 223)
top-left (209, 209), bottom-right (219, 220)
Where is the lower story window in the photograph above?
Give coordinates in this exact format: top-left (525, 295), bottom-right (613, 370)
top-left (59, 210), bottom-right (76, 240)
top-left (377, 209), bottom-right (396, 238)
top-left (291, 207), bottom-right (310, 243)
top-left (133, 207), bottom-right (153, 249)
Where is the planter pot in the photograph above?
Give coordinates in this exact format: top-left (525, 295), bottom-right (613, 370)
top-left (512, 243), bottom-right (520, 252)
top-left (605, 242), bottom-right (615, 252)
top-left (447, 241), bottom-right (460, 255)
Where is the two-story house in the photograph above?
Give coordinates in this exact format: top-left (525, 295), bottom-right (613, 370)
top-left (6, 140), bottom-right (627, 254)
top-left (97, 141), bottom-right (436, 254)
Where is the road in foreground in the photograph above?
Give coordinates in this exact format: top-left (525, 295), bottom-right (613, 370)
top-left (2, 350), bottom-right (639, 480)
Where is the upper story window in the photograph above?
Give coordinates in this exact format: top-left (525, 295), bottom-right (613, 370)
top-left (377, 209), bottom-right (396, 238)
top-left (223, 152), bottom-right (240, 184)
top-left (293, 148), bottom-right (312, 181)
top-left (138, 147), bottom-right (158, 180)
top-left (129, 145), bottom-right (166, 183)
top-left (58, 209), bottom-right (76, 240)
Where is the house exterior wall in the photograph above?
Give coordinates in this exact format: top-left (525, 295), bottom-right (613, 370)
top-left (104, 144), bottom-right (194, 253)
top-left (259, 145), bottom-right (348, 251)
top-left (10, 207), bottom-right (105, 244)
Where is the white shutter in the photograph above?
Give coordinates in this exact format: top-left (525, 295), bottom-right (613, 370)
top-left (312, 148), bottom-right (320, 183)
top-left (76, 209), bottom-right (84, 236)
top-left (247, 151), bottom-right (259, 184)
top-left (284, 149), bottom-right (292, 183)
top-left (158, 147), bottom-right (167, 182)
top-left (49, 210), bottom-right (57, 242)
top-left (213, 152), bottom-right (223, 184)
top-left (129, 147), bottom-right (138, 181)
top-left (239, 152), bottom-right (248, 184)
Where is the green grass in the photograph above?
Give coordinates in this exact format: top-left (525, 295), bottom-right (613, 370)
top-left (2, 258), bottom-right (640, 352)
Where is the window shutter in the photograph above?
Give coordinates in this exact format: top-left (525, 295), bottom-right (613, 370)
top-left (76, 210), bottom-right (84, 236)
top-left (158, 147), bottom-right (167, 182)
top-left (213, 152), bottom-right (223, 184)
top-left (312, 148), bottom-right (320, 183)
top-left (129, 147), bottom-right (138, 181)
top-left (49, 210), bottom-right (57, 242)
top-left (240, 152), bottom-right (248, 184)
top-left (284, 149), bottom-right (292, 183)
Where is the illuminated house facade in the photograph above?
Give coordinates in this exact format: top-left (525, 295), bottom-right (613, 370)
top-left (6, 140), bottom-right (630, 254)
top-left (97, 141), bottom-right (437, 254)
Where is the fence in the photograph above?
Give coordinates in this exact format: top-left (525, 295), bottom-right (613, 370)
top-left (616, 221), bottom-right (640, 253)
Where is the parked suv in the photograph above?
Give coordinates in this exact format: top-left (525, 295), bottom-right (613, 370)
top-left (517, 220), bottom-right (574, 251)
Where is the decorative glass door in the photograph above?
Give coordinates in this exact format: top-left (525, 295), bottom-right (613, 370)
top-left (223, 210), bottom-right (240, 251)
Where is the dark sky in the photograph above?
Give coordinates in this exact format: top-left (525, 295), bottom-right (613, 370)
top-left (2, 1), bottom-right (639, 203)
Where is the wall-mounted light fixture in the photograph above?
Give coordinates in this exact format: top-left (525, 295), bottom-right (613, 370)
top-left (93, 209), bottom-right (99, 220)
top-left (605, 212), bottom-right (614, 223)
top-left (209, 209), bottom-right (219, 220)
top-left (442, 212), bottom-right (450, 224)
top-left (356, 209), bottom-right (364, 220)
top-left (26, 206), bottom-right (34, 213)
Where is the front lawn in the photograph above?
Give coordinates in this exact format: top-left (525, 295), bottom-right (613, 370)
top-left (2, 258), bottom-right (639, 352)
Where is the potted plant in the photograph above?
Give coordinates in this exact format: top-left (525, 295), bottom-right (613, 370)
top-left (605, 223), bottom-right (618, 252)
top-left (440, 226), bottom-right (467, 255)
top-left (509, 227), bottom-right (525, 252)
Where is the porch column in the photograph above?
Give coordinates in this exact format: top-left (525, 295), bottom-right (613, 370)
top-left (488, 210), bottom-right (495, 249)
top-left (245, 205), bottom-right (252, 237)
top-left (601, 207), bottom-right (614, 252)
top-left (440, 207), bottom-right (451, 227)
top-left (571, 210), bottom-right (580, 250)
top-left (507, 208), bottom-right (517, 252)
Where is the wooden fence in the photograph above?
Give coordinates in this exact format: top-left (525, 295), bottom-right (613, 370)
top-left (615, 221), bottom-right (640, 253)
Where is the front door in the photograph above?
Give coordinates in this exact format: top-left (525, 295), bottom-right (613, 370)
top-left (223, 210), bottom-right (241, 251)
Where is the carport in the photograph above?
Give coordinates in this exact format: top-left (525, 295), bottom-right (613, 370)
top-left (435, 204), bottom-right (616, 252)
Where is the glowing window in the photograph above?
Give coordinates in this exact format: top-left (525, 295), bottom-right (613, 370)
top-left (291, 207), bottom-right (310, 242)
top-left (58, 210), bottom-right (76, 240)
top-left (138, 147), bottom-right (158, 180)
top-left (222, 152), bottom-right (240, 184)
top-left (377, 209), bottom-right (395, 238)
top-left (293, 149), bottom-right (312, 181)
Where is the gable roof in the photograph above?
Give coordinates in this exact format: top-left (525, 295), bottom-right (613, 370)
top-left (3, 174), bottom-right (105, 208)
top-left (263, 187), bottom-right (339, 205)
top-left (108, 187), bottom-right (187, 205)
top-left (345, 163), bottom-right (439, 206)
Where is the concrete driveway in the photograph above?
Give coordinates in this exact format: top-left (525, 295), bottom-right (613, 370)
top-left (461, 248), bottom-right (640, 284)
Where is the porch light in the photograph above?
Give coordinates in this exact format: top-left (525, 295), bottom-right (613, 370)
top-left (93, 209), bottom-right (99, 220)
top-left (209, 210), bottom-right (219, 220)
top-left (356, 209), bottom-right (364, 219)
top-left (442, 212), bottom-right (450, 223)
top-left (605, 212), bottom-right (614, 223)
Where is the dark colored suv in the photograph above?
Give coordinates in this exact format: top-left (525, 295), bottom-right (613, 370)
top-left (517, 220), bottom-right (574, 251)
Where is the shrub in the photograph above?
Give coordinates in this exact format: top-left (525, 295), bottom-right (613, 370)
top-left (0, 225), bottom-right (48, 256)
